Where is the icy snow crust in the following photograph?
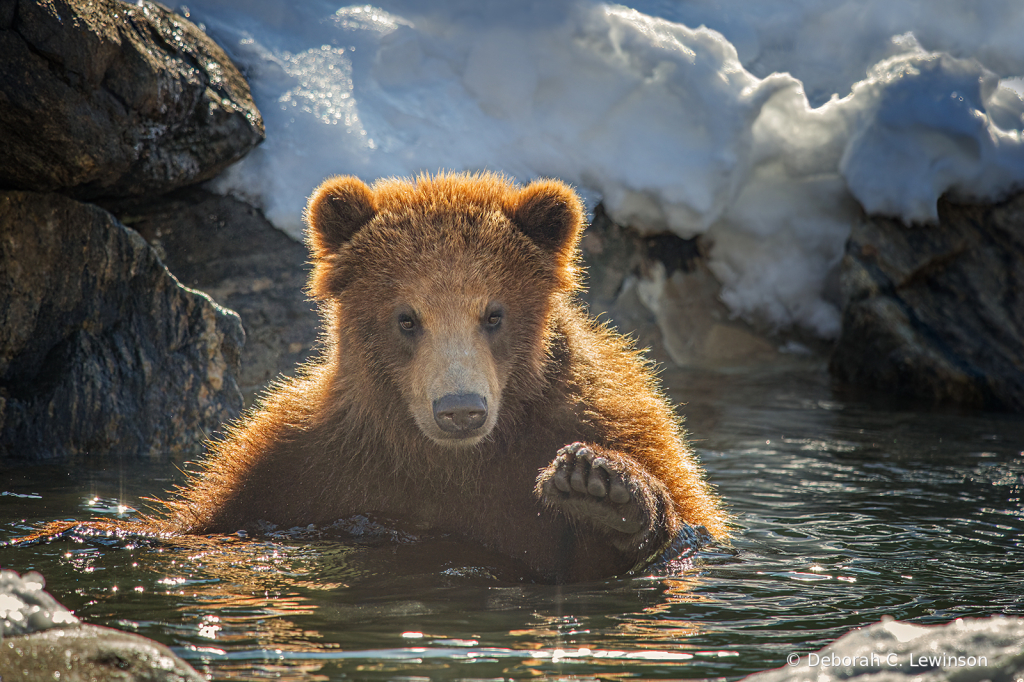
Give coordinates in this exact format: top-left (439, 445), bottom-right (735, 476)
top-left (182, 0), bottom-right (1024, 338)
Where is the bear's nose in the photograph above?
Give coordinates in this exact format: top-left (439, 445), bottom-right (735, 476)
top-left (433, 393), bottom-right (488, 433)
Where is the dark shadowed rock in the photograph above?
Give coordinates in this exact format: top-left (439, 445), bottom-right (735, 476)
top-left (830, 194), bottom-right (1024, 413)
top-left (0, 0), bottom-right (264, 199)
top-left (104, 188), bottom-right (319, 404)
top-left (0, 190), bottom-right (244, 461)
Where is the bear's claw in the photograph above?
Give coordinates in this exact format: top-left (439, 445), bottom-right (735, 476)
top-left (539, 442), bottom-right (646, 536)
top-left (550, 443), bottom-right (631, 504)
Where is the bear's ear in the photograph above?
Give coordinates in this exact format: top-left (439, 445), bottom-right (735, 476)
top-left (503, 179), bottom-right (585, 261)
top-left (304, 176), bottom-right (377, 258)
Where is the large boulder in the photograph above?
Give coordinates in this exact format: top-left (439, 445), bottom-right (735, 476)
top-left (0, 0), bottom-right (264, 199)
top-left (830, 194), bottom-right (1024, 412)
top-left (0, 190), bottom-right (244, 461)
top-left (106, 189), bottom-right (319, 404)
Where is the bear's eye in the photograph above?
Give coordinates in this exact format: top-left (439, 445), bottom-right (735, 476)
top-left (484, 306), bottom-right (503, 330)
top-left (398, 313), bottom-right (417, 333)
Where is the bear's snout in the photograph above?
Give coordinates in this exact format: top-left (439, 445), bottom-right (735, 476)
top-left (432, 393), bottom-right (488, 433)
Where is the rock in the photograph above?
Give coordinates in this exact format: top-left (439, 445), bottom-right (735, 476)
top-left (742, 616), bottom-right (1024, 682)
top-left (104, 188), bottom-right (319, 404)
top-left (635, 261), bottom-right (779, 366)
top-left (830, 194), bottom-right (1024, 412)
top-left (580, 206), bottom-right (781, 367)
top-left (0, 625), bottom-right (206, 682)
top-left (0, 190), bottom-right (244, 461)
top-left (0, 0), bottom-right (264, 199)
top-left (0, 569), bottom-right (79, 636)
top-left (0, 569), bottom-right (203, 682)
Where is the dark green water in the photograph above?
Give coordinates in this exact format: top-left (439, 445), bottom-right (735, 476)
top-left (2, 360), bottom-right (1023, 680)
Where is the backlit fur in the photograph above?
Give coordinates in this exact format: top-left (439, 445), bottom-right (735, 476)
top-left (140, 172), bottom-right (726, 582)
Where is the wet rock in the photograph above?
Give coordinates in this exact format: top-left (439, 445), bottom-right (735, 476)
top-left (104, 188), bottom-right (319, 404)
top-left (830, 194), bottom-right (1024, 412)
top-left (0, 190), bottom-right (244, 461)
top-left (0, 0), bottom-right (264, 199)
top-left (0, 626), bottom-right (205, 682)
top-left (0, 569), bottom-right (79, 636)
top-left (580, 206), bottom-right (780, 367)
top-left (0, 569), bottom-right (203, 682)
top-left (743, 616), bottom-right (1024, 682)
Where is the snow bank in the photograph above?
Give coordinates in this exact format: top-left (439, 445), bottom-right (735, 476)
top-left (180, 0), bottom-right (1024, 338)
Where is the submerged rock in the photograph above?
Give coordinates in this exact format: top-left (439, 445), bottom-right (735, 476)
top-left (743, 616), bottom-right (1024, 682)
top-left (0, 0), bottom-right (263, 199)
top-left (830, 194), bottom-right (1024, 412)
top-left (104, 189), bottom-right (319, 404)
top-left (0, 190), bottom-right (244, 461)
top-left (0, 569), bottom-right (203, 682)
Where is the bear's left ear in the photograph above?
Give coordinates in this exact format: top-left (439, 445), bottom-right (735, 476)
top-left (304, 176), bottom-right (377, 259)
top-left (503, 179), bottom-right (585, 263)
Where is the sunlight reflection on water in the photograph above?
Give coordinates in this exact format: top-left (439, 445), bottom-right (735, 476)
top-left (2, 360), bottom-right (1023, 680)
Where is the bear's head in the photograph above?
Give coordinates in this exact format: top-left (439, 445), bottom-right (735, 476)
top-left (304, 172), bottom-right (585, 448)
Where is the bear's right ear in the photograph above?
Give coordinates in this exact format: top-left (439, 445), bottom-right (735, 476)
top-left (304, 176), bottom-right (377, 259)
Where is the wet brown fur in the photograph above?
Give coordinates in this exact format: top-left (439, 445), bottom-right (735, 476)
top-left (57, 172), bottom-right (727, 583)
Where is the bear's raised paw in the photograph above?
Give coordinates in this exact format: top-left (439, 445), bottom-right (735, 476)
top-left (537, 442), bottom-right (660, 541)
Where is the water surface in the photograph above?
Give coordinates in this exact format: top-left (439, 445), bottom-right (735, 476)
top-left (2, 360), bottom-right (1022, 680)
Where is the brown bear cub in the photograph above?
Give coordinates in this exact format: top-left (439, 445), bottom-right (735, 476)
top-left (158, 172), bottom-right (726, 582)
